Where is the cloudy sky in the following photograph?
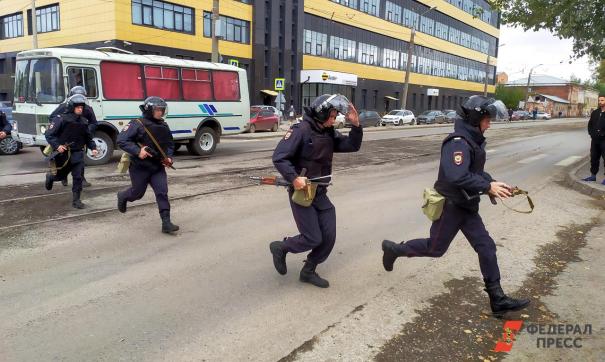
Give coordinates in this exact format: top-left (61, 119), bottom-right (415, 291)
top-left (497, 25), bottom-right (595, 83)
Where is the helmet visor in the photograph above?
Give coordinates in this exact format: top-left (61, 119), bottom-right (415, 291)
top-left (486, 100), bottom-right (508, 120)
top-left (326, 94), bottom-right (351, 116)
top-left (152, 105), bottom-right (168, 117)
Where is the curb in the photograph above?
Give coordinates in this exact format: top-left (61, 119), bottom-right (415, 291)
top-left (564, 157), bottom-right (605, 199)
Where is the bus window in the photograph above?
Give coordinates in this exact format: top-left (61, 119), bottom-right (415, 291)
top-left (182, 68), bottom-right (212, 101)
top-left (212, 71), bottom-right (240, 101)
top-left (23, 58), bottom-right (64, 103)
top-left (101, 62), bottom-right (144, 100)
top-left (67, 67), bottom-right (98, 98)
top-left (13, 60), bottom-right (29, 103)
top-left (144, 66), bottom-right (180, 100)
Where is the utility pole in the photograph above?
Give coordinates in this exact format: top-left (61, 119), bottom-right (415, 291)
top-left (402, 6), bottom-right (436, 110)
top-left (31, 0), bottom-right (38, 49)
top-left (483, 54), bottom-right (490, 96)
top-left (524, 64), bottom-right (543, 110)
top-left (211, 0), bottom-right (219, 62)
top-left (401, 28), bottom-right (415, 110)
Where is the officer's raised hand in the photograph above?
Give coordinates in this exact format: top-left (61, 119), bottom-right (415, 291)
top-left (138, 147), bottom-right (152, 159)
top-left (293, 176), bottom-right (308, 190)
top-left (489, 181), bottom-right (512, 199)
top-left (347, 104), bottom-right (360, 127)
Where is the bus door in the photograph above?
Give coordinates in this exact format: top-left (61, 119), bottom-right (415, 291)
top-left (66, 66), bottom-right (102, 117)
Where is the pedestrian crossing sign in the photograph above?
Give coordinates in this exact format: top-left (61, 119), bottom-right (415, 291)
top-left (274, 78), bottom-right (285, 91)
top-left (229, 59), bottom-right (239, 67)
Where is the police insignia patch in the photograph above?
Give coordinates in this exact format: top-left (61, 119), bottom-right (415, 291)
top-left (453, 151), bottom-right (463, 165)
top-left (49, 123), bottom-right (54, 129)
top-left (284, 129), bottom-right (293, 140)
top-left (122, 124), bottom-right (130, 132)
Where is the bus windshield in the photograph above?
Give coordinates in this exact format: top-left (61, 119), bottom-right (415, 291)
top-left (14, 58), bottom-right (64, 104)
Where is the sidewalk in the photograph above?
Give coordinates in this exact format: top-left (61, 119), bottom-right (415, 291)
top-left (226, 118), bottom-right (584, 141)
top-left (564, 158), bottom-right (605, 198)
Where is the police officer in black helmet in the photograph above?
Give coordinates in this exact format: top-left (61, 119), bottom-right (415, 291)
top-left (381, 95), bottom-right (530, 317)
top-left (49, 86), bottom-right (98, 187)
top-left (44, 94), bottom-right (98, 208)
top-left (270, 94), bottom-right (362, 288)
top-left (116, 96), bottom-right (179, 234)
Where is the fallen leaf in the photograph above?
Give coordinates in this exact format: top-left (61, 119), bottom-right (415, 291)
top-left (464, 329), bottom-right (472, 334)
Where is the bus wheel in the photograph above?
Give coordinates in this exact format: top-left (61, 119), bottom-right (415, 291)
top-left (188, 126), bottom-right (218, 156)
top-left (85, 131), bottom-right (114, 166)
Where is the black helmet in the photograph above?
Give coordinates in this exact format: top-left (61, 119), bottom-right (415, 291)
top-left (140, 96), bottom-right (168, 118)
top-left (460, 95), bottom-right (507, 126)
top-left (66, 94), bottom-right (88, 113)
top-left (304, 94), bottom-right (351, 123)
top-left (68, 86), bottom-right (87, 97)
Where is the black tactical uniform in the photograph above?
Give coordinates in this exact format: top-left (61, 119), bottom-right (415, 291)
top-left (270, 94), bottom-right (363, 288)
top-left (49, 86), bottom-right (97, 187)
top-left (585, 105), bottom-right (605, 180)
top-left (382, 96), bottom-right (530, 317)
top-left (116, 96), bottom-right (179, 234)
top-left (44, 94), bottom-right (97, 209)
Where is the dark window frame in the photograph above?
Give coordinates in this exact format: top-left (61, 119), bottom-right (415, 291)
top-left (27, 3), bottom-right (60, 35)
top-left (132, 0), bottom-right (195, 35)
top-left (0, 12), bottom-right (24, 39)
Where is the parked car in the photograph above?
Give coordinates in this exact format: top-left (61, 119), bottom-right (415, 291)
top-left (347, 110), bottom-right (381, 127)
top-left (0, 102), bottom-right (22, 155)
top-left (248, 108), bottom-right (280, 133)
top-left (536, 111), bottom-right (551, 120)
top-left (441, 109), bottom-right (456, 116)
top-left (380, 109), bottom-right (416, 126)
top-left (251, 105), bottom-right (280, 117)
top-left (511, 110), bottom-right (529, 121)
top-left (444, 111), bottom-right (458, 123)
top-left (416, 110), bottom-right (446, 124)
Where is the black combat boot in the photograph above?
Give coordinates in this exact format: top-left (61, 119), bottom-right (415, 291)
top-left (382, 239), bottom-right (404, 272)
top-left (485, 281), bottom-right (530, 317)
top-left (61, 178), bottom-right (68, 187)
top-left (269, 240), bottom-right (288, 275)
top-left (299, 260), bottom-right (329, 288)
top-left (72, 191), bottom-right (85, 209)
top-left (45, 172), bottom-right (54, 190)
top-left (82, 177), bottom-right (92, 188)
top-left (117, 191), bottom-right (127, 213)
top-left (160, 210), bottom-right (179, 234)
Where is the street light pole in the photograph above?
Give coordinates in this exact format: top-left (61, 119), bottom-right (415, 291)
top-left (402, 6), bottom-right (436, 110)
top-left (524, 64), bottom-right (543, 110)
top-left (31, 0), bottom-right (38, 49)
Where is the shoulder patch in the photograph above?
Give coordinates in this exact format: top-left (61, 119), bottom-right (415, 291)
top-left (284, 128), bottom-right (294, 140)
top-left (49, 123), bottom-right (54, 129)
top-left (453, 151), bottom-right (464, 166)
top-left (121, 124), bottom-right (130, 132)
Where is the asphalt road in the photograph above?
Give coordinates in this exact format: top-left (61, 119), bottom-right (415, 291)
top-left (0, 119), bottom-right (603, 361)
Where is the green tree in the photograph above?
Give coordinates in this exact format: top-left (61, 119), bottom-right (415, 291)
top-left (488, 0), bottom-right (605, 60)
top-left (495, 84), bottom-right (525, 110)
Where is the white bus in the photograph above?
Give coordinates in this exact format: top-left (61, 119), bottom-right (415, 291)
top-left (11, 47), bottom-right (250, 165)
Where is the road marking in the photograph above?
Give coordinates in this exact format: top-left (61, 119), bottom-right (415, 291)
top-left (518, 153), bottom-right (548, 164)
top-left (486, 149), bottom-right (497, 154)
top-left (555, 155), bottom-right (583, 166)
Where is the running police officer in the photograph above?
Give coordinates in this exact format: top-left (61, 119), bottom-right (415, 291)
top-left (44, 94), bottom-right (98, 209)
top-left (50, 86), bottom-right (98, 187)
top-left (0, 109), bottom-right (11, 141)
top-left (116, 96), bottom-right (179, 234)
top-left (381, 96), bottom-right (530, 317)
top-left (270, 94), bottom-right (362, 288)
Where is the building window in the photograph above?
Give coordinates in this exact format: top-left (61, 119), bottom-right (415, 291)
top-left (403, 9), bottom-right (419, 29)
top-left (329, 35), bottom-right (356, 61)
top-left (132, 0), bottom-right (194, 34)
top-left (360, 0), bottom-right (380, 16)
top-left (383, 49), bottom-right (399, 69)
top-left (0, 12), bottom-right (23, 39)
top-left (27, 4), bottom-right (60, 34)
top-left (330, 0), bottom-right (358, 10)
top-left (385, 1), bottom-right (402, 24)
top-left (203, 12), bottom-right (250, 44)
top-left (303, 29), bottom-right (327, 56)
top-left (101, 62), bottom-right (145, 100)
top-left (358, 42), bottom-right (378, 65)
